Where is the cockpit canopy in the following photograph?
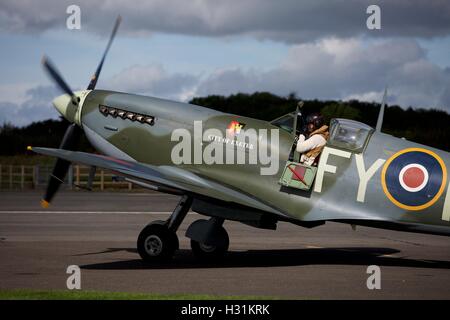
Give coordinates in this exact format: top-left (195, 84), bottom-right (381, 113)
top-left (271, 112), bottom-right (374, 153)
top-left (270, 112), bottom-right (303, 134)
top-left (328, 118), bottom-right (374, 153)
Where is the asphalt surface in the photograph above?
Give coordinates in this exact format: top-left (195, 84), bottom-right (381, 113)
top-left (0, 190), bottom-right (449, 299)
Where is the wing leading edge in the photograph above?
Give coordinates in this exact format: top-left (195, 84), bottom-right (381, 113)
top-left (30, 147), bottom-right (286, 216)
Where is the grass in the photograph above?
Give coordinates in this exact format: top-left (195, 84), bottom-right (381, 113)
top-left (0, 289), bottom-right (276, 300)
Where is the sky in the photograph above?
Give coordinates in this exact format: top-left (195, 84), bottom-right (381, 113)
top-left (1, 0), bottom-right (450, 126)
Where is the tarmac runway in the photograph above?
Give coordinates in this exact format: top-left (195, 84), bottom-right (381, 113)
top-left (0, 190), bottom-right (449, 299)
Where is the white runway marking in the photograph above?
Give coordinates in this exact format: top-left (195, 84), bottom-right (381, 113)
top-left (305, 245), bottom-right (323, 249)
top-left (120, 193), bottom-right (175, 196)
top-left (0, 211), bottom-right (192, 215)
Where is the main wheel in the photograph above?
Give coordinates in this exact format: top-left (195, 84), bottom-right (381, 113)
top-left (190, 226), bottom-right (229, 260)
top-left (137, 222), bottom-right (179, 262)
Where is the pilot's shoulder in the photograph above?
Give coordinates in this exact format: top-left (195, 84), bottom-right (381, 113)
top-left (310, 134), bottom-right (327, 146)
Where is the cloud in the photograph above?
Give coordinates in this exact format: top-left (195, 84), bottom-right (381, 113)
top-left (1, 0), bottom-right (450, 43)
top-left (105, 64), bottom-right (198, 101)
top-left (0, 83), bottom-right (34, 104)
top-left (106, 38), bottom-right (450, 111)
top-left (196, 38), bottom-right (450, 110)
top-left (0, 85), bottom-right (59, 126)
top-left (2, 38), bottom-right (449, 127)
top-left (0, 64), bottom-right (198, 127)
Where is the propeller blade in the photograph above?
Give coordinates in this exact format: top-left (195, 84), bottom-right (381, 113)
top-left (41, 123), bottom-right (82, 207)
top-left (87, 15), bottom-right (122, 90)
top-left (42, 56), bottom-right (76, 99)
top-left (41, 16), bottom-right (122, 207)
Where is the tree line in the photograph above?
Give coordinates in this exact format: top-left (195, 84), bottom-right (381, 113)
top-left (1, 91), bottom-right (449, 155)
top-left (191, 92), bottom-right (450, 152)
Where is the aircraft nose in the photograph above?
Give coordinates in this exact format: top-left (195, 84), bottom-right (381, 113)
top-left (52, 94), bottom-right (77, 122)
top-left (52, 90), bottom-right (88, 124)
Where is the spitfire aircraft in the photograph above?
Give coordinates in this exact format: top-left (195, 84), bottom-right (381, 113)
top-left (30, 17), bottom-right (450, 261)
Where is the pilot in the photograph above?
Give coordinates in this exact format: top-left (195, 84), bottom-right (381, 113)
top-left (296, 113), bottom-right (329, 166)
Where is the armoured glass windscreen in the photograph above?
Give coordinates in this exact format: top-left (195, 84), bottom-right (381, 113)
top-left (328, 118), bottom-right (374, 153)
top-left (271, 114), bottom-right (294, 133)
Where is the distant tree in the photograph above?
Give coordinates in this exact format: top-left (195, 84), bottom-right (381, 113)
top-left (0, 119), bottom-right (93, 156)
top-left (0, 92), bottom-right (448, 156)
top-left (320, 103), bottom-right (362, 124)
top-left (0, 122), bottom-right (15, 134)
top-left (190, 92), bottom-right (450, 152)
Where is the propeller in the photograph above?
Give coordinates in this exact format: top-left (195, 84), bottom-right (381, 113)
top-left (87, 15), bottom-right (121, 90)
top-left (42, 56), bottom-right (76, 102)
top-left (40, 16), bottom-right (121, 208)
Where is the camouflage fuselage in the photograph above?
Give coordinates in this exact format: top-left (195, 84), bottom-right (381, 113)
top-left (80, 90), bottom-right (450, 228)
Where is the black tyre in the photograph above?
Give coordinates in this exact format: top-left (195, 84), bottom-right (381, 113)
top-left (137, 222), bottom-right (179, 262)
top-left (190, 226), bottom-right (229, 260)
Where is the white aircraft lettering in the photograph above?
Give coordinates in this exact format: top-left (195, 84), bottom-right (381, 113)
top-left (443, 182), bottom-right (450, 221)
top-left (355, 154), bottom-right (385, 203)
top-left (314, 147), bottom-right (351, 193)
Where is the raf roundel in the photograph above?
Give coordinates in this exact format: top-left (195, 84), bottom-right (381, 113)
top-left (381, 148), bottom-right (447, 211)
top-left (398, 163), bottom-right (429, 192)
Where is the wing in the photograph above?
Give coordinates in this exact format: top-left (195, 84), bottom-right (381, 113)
top-left (31, 147), bottom-right (286, 217)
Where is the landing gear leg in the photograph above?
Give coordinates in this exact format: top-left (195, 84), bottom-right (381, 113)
top-left (137, 195), bottom-right (192, 262)
top-left (187, 217), bottom-right (229, 260)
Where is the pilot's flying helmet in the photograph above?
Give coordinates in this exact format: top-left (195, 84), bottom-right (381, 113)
top-left (305, 113), bottom-right (325, 130)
